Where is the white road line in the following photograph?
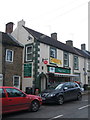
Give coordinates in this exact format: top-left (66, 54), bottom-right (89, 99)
top-left (78, 104), bottom-right (90, 110)
top-left (48, 114), bottom-right (63, 120)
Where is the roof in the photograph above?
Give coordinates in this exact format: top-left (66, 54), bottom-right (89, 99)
top-left (23, 26), bottom-right (90, 59)
top-left (1, 32), bottom-right (24, 48)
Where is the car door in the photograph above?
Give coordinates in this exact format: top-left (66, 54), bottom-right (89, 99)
top-left (69, 82), bottom-right (77, 100)
top-left (0, 88), bottom-right (10, 114)
top-left (63, 83), bottom-right (72, 101)
top-left (5, 88), bottom-right (30, 112)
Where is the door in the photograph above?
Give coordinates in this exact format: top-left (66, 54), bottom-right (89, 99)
top-left (41, 76), bottom-right (46, 91)
top-left (63, 83), bottom-right (72, 101)
top-left (0, 88), bottom-right (8, 114)
top-left (5, 88), bottom-right (29, 112)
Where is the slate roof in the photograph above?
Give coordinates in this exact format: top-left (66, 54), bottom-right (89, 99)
top-left (1, 32), bottom-right (23, 48)
top-left (23, 26), bottom-right (90, 59)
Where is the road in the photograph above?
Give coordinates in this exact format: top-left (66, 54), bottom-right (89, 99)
top-left (2, 94), bottom-right (89, 119)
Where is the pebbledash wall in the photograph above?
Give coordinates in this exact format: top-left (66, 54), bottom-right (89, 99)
top-left (12, 20), bottom-right (90, 91)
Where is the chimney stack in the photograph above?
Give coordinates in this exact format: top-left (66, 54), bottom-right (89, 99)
top-left (18, 19), bottom-right (25, 28)
top-left (5, 22), bottom-right (14, 34)
top-left (66, 40), bottom-right (73, 47)
top-left (81, 44), bottom-right (86, 50)
top-left (51, 33), bottom-right (57, 40)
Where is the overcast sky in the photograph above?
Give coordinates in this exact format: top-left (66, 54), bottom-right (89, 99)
top-left (0, 0), bottom-right (89, 50)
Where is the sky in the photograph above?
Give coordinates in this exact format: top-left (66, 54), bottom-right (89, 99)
top-left (0, 0), bottom-right (89, 50)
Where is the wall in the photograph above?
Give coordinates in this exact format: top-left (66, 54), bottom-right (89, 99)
top-left (2, 45), bottom-right (23, 88)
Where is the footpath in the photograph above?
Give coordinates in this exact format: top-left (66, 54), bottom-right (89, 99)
top-left (82, 90), bottom-right (90, 95)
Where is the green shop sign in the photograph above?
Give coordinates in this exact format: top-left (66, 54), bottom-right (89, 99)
top-left (48, 66), bottom-right (71, 74)
top-left (24, 63), bottom-right (32, 78)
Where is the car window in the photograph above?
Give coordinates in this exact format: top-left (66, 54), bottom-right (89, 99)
top-left (6, 88), bottom-right (25, 97)
top-left (0, 88), bottom-right (6, 98)
top-left (55, 84), bottom-right (63, 90)
top-left (64, 83), bottom-right (71, 89)
top-left (74, 83), bottom-right (79, 87)
top-left (70, 83), bottom-right (76, 88)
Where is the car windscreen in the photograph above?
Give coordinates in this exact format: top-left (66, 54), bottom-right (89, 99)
top-left (55, 83), bottom-right (63, 90)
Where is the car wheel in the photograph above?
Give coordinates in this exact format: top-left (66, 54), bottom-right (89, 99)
top-left (77, 93), bottom-right (82, 101)
top-left (30, 100), bottom-right (40, 112)
top-left (57, 96), bottom-right (64, 105)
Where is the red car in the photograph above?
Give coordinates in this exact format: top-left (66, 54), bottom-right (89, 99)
top-left (0, 86), bottom-right (42, 114)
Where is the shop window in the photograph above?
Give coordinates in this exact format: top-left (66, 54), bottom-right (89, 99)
top-left (64, 52), bottom-right (69, 67)
top-left (6, 49), bottom-right (14, 62)
top-left (50, 47), bottom-right (57, 58)
top-left (74, 56), bottom-right (79, 70)
top-left (25, 45), bottom-right (33, 61)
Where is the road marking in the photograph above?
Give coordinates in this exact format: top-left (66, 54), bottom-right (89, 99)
top-left (48, 115), bottom-right (63, 120)
top-left (78, 104), bottom-right (90, 110)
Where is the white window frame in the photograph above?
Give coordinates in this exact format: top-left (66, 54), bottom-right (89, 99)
top-left (13, 75), bottom-right (20, 89)
top-left (50, 48), bottom-right (56, 58)
top-left (6, 49), bottom-right (14, 62)
top-left (74, 56), bottom-right (79, 70)
top-left (64, 52), bottom-right (69, 67)
top-left (26, 45), bottom-right (33, 61)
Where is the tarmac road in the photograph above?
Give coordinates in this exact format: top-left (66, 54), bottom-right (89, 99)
top-left (2, 93), bottom-right (89, 120)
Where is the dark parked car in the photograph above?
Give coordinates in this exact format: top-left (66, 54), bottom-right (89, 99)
top-left (40, 82), bottom-right (82, 105)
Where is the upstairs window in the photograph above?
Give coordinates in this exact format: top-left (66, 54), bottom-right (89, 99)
top-left (50, 47), bottom-right (57, 58)
top-left (64, 52), bottom-right (69, 67)
top-left (26, 45), bottom-right (33, 61)
top-left (88, 60), bottom-right (90, 70)
top-left (74, 56), bottom-right (79, 70)
top-left (6, 49), bottom-right (13, 62)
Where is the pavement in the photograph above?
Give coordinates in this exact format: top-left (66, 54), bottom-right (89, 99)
top-left (82, 90), bottom-right (90, 95)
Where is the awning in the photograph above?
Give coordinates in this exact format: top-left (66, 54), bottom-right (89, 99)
top-left (54, 73), bottom-right (79, 77)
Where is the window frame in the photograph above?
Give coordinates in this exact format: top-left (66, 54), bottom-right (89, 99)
top-left (63, 51), bottom-right (69, 67)
top-left (50, 47), bottom-right (57, 58)
top-left (13, 75), bottom-right (20, 89)
top-left (74, 55), bottom-right (79, 70)
top-left (6, 49), bottom-right (14, 62)
top-left (25, 45), bottom-right (33, 62)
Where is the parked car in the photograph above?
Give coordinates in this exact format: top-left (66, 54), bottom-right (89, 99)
top-left (40, 82), bottom-right (82, 105)
top-left (0, 86), bottom-right (42, 114)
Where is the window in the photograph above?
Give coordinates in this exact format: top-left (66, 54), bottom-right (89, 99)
top-left (26, 45), bottom-right (33, 61)
top-left (74, 56), bottom-right (79, 70)
top-left (50, 47), bottom-right (57, 58)
top-left (13, 76), bottom-right (20, 89)
top-left (6, 88), bottom-right (25, 97)
top-left (88, 60), bottom-right (90, 70)
top-left (0, 88), bottom-right (6, 98)
top-left (6, 49), bottom-right (13, 62)
top-left (64, 52), bottom-right (69, 67)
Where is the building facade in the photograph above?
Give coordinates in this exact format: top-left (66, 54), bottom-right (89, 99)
top-left (12, 20), bottom-right (90, 92)
top-left (1, 28), bottom-right (23, 89)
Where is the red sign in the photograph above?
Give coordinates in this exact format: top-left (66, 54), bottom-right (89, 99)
top-left (44, 60), bottom-right (48, 64)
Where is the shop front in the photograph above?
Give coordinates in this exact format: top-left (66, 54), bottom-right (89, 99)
top-left (47, 65), bottom-right (78, 88)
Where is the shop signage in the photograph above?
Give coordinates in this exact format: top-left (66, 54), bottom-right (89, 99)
top-left (24, 63), bottom-right (32, 78)
top-left (48, 66), bottom-right (71, 74)
top-left (50, 57), bottom-right (62, 65)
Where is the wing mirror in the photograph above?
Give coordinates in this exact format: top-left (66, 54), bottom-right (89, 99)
top-left (63, 87), bottom-right (68, 90)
